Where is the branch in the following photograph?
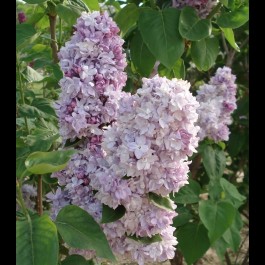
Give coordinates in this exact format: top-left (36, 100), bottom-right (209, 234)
top-left (170, 250), bottom-right (183, 265)
top-left (225, 251), bottom-right (232, 265)
top-left (226, 36), bottom-right (249, 67)
top-left (190, 154), bottom-right (202, 179)
top-left (37, 176), bottom-right (43, 216)
top-left (48, 14), bottom-right (59, 63)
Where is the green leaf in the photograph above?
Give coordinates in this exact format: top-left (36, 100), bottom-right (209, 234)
top-left (217, 6), bottom-right (249, 29)
top-left (177, 223), bottom-right (210, 265)
top-left (25, 66), bottom-right (45, 82)
top-left (130, 30), bottom-right (156, 77)
top-left (16, 23), bottom-right (39, 48)
top-left (101, 204), bottom-right (126, 224)
top-left (179, 6), bottom-right (211, 41)
top-left (139, 8), bottom-right (184, 69)
top-left (23, 0), bottom-right (47, 4)
top-left (199, 200), bottom-right (236, 243)
top-left (18, 104), bottom-right (54, 120)
top-left (31, 98), bottom-right (57, 117)
top-left (158, 59), bottom-right (185, 79)
top-left (25, 150), bottom-right (76, 174)
top-left (220, 178), bottom-right (246, 208)
top-left (25, 129), bottom-right (59, 152)
top-left (56, 205), bottom-right (115, 261)
top-left (173, 207), bottom-right (193, 227)
top-left (171, 179), bottom-right (201, 204)
top-left (127, 234), bottom-right (162, 244)
top-left (221, 27), bottom-right (240, 52)
top-left (115, 4), bottom-right (139, 37)
top-left (16, 214), bottom-right (58, 265)
top-left (62, 255), bottom-right (91, 265)
top-left (201, 145), bottom-right (226, 181)
top-left (228, 131), bottom-right (247, 157)
top-left (191, 37), bottom-right (219, 71)
top-left (70, 0), bottom-right (89, 12)
top-left (56, 4), bottom-right (82, 26)
top-left (83, 0), bottom-right (100, 11)
top-left (149, 192), bottom-right (174, 210)
top-left (213, 237), bottom-right (229, 260)
top-left (222, 211), bottom-right (243, 252)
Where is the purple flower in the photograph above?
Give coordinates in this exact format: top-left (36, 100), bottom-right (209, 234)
top-left (196, 66), bottom-right (237, 142)
top-left (172, 0), bottom-right (218, 18)
top-left (18, 12), bottom-right (26, 24)
top-left (56, 11), bottom-right (127, 141)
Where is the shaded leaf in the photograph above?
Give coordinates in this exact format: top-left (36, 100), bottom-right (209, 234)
top-left (191, 37), bottom-right (219, 71)
top-left (101, 204), bottom-right (126, 224)
top-left (173, 207), bottom-right (193, 227)
top-left (139, 8), bottom-right (184, 68)
top-left (201, 145), bottom-right (226, 181)
top-left (199, 200), bottom-right (236, 243)
top-left (16, 214), bottom-right (58, 265)
top-left (56, 4), bottom-right (82, 26)
top-left (130, 30), bottom-right (156, 77)
top-left (56, 205), bottom-right (115, 261)
top-left (127, 234), bottom-right (162, 244)
top-left (177, 223), bottom-right (210, 265)
top-left (216, 6), bottom-right (249, 29)
top-left (171, 179), bottom-right (201, 204)
top-left (115, 3), bottom-right (139, 37)
top-left (179, 6), bottom-right (211, 41)
top-left (220, 178), bottom-right (246, 208)
top-left (149, 192), bottom-right (174, 210)
top-left (158, 59), bottom-right (185, 79)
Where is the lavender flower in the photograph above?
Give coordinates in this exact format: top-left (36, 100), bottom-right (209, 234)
top-left (96, 75), bottom-right (200, 264)
top-left (172, 0), bottom-right (218, 18)
top-left (196, 66), bottom-right (237, 142)
top-left (18, 12), bottom-right (26, 24)
top-left (56, 11), bottom-right (127, 141)
top-left (103, 75), bottom-right (200, 196)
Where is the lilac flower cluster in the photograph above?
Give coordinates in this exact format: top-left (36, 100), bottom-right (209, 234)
top-left (18, 11), bottom-right (26, 24)
top-left (172, 0), bottom-right (218, 18)
top-left (196, 66), bottom-right (237, 142)
top-left (94, 75), bottom-right (200, 264)
top-left (47, 11), bottom-right (127, 260)
top-left (55, 11), bottom-right (127, 141)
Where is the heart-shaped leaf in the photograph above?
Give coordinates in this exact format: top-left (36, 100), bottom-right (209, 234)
top-left (139, 8), bottom-right (184, 69)
top-left (56, 205), bottom-right (115, 261)
top-left (179, 6), bottom-right (212, 41)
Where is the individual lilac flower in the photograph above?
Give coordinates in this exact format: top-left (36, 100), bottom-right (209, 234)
top-left (172, 0), bottom-right (218, 18)
top-left (46, 187), bottom-right (70, 220)
top-left (18, 12), bottom-right (26, 24)
top-left (196, 66), bottom-right (237, 142)
top-left (56, 11), bottom-right (127, 141)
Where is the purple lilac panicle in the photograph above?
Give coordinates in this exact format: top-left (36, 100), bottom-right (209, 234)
top-left (56, 11), bottom-right (127, 141)
top-left (196, 66), bottom-right (237, 142)
top-left (172, 0), bottom-right (218, 18)
top-left (97, 75), bottom-right (200, 264)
